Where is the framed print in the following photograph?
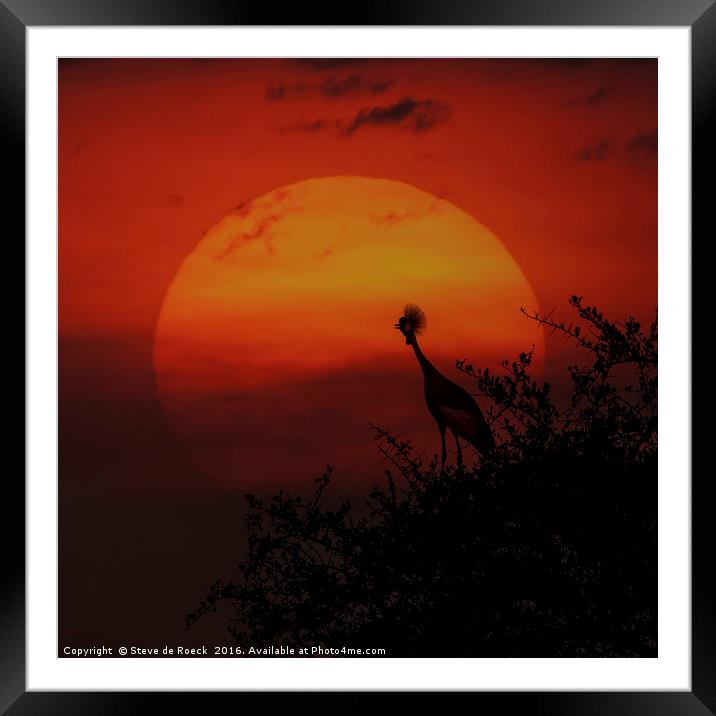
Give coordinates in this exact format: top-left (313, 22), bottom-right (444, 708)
top-left (6, 0), bottom-right (711, 711)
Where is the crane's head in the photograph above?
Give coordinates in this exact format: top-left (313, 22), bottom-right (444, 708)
top-left (395, 303), bottom-right (427, 345)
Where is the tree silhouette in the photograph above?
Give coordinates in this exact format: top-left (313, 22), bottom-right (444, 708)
top-left (188, 297), bottom-right (657, 657)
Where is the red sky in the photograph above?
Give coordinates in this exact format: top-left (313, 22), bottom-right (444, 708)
top-left (58, 58), bottom-right (656, 648)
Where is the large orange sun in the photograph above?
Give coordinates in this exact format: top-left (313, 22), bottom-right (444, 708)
top-left (153, 176), bottom-right (543, 488)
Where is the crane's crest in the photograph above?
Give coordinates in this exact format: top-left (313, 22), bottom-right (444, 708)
top-left (403, 303), bottom-right (427, 335)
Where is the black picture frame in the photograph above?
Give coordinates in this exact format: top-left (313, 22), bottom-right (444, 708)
top-left (5, 0), bottom-right (710, 711)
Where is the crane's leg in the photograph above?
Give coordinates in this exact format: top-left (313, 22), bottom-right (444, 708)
top-left (440, 426), bottom-right (447, 471)
top-left (454, 433), bottom-right (463, 471)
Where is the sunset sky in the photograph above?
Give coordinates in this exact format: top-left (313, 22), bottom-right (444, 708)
top-left (58, 58), bottom-right (657, 648)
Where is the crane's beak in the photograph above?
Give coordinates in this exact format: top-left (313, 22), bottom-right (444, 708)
top-left (394, 323), bottom-right (401, 330)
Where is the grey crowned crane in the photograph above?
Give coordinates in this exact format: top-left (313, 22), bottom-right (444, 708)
top-left (395, 303), bottom-right (495, 469)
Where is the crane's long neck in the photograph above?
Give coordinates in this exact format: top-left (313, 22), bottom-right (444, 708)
top-left (410, 335), bottom-right (437, 377)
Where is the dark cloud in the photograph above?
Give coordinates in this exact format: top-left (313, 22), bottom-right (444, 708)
top-left (573, 131), bottom-right (657, 164)
top-left (266, 74), bottom-right (393, 102)
top-left (233, 199), bottom-right (254, 217)
top-left (265, 83), bottom-right (287, 101)
top-left (371, 199), bottom-right (442, 226)
top-left (213, 214), bottom-right (282, 260)
top-left (214, 190), bottom-right (301, 260)
top-left (279, 117), bottom-right (342, 134)
top-left (566, 85), bottom-right (611, 108)
top-left (344, 96), bottom-right (450, 136)
top-left (278, 96), bottom-right (449, 136)
top-left (575, 138), bottom-right (610, 161)
top-left (627, 130), bottom-right (657, 160)
top-left (322, 74), bottom-right (392, 98)
top-left (165, 356), bottom-right (444, 490)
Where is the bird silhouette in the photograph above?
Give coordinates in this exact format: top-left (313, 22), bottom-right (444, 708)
top-left (395, 303), bottom-right (495, 470)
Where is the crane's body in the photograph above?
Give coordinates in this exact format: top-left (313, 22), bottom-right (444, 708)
top-left (395, 303), bottom-right (494, 469)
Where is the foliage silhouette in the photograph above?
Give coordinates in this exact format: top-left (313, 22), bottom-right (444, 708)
top-left (188, 297), bottom-right (657, 657)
